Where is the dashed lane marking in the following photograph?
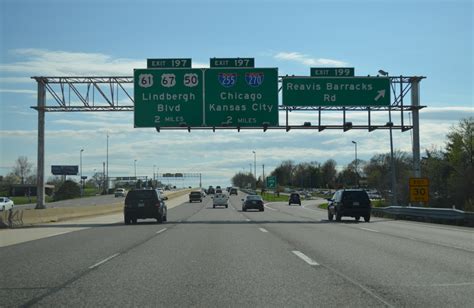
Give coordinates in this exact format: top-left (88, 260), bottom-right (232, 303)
top-left (156, 228), bottom-right (168, 234)
top-left (359, 227), bottom-right (379, 233)
top-left (292, 250), bottom-right (319, 266)
top-left (259, 228), bottom-right (269, 233)
top-left (89, 253), bottom-right (120, 269)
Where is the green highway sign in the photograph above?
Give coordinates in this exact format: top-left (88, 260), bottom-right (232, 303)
top-left (210, 58), bottom-right (255, 68)
top-left (147, 58), bottom-right (192, 68)
top-left (282, 77), bottom-right (390, 106)
top-left (311, 67), bottom-right (355, 77)
top-left (134, 68), bottom-right (204, 127)
top-left (204, 68), bottom-right (279, 127)
top-left (266, 176), bottom-right (277, 189)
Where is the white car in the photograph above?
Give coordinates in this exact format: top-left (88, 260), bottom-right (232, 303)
top-left (212, 193), bottom-right (228, 208)
top-left (0, 197), bottom-right (14, 211)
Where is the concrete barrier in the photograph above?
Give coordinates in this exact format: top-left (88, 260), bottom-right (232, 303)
top-left (0, 189), bottom-right (192, 228)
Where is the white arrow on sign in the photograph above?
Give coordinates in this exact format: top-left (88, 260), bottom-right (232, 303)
top-left (374, 89), bottom-right (386, 101)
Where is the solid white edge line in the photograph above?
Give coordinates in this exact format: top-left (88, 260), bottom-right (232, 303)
top-left (259, 227), bottom-right (268, 233)
top-left (292, 250), bottom-right (319, 266)
top-left (264, 204), bottom-right (278, 211)
top-left (44, 231), bottom-right (70, 238)
top-left (246, 219), bottom-right (251, 222)
top-left (89, 253), bottom-right (120, 269)
top-left (156, 228), bottom-right (168, 234)
top-left (359, 227), bottom-right (379, 233)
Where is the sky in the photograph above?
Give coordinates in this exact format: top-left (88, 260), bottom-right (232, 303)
top-left (0, 0), bottom-right (472, 188)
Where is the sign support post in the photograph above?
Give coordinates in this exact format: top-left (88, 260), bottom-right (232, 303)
top-left (36, 78), bottom-right (46, 209)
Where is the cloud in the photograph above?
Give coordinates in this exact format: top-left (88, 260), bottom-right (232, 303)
top-left (0, 49), bottom-right (208, 77)
top-left (0, 89), bottom-right (36, 94)
top-left (274, 52), bottom-right (348, 67)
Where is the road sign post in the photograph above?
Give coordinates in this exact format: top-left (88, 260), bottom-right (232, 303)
top-left (282, 77), bottom-right (390, 106)
top-left (409, 178), bottom-right (429, 204)
top-left (134, 68), bottom-right (204, 127)
top-left (204, 68), bottom-right (279, 127)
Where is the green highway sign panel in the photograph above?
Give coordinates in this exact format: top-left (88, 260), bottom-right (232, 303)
top-left (147, 58), bottom-right (192, 68)
top-left (311, 67), bottom-right (355, 77)
top-left (134, 68), bottom-right (203, 127)
top-left (282, 77), bottom-right (390, 106)
top-left (204, 68), bottom-right (279, 127)
top-left (210, 58), bottom-right (255, 68)
top-left (266, 176), bottom-right (277, 189)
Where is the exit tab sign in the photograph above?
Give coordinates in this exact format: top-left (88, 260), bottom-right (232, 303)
top-left (311, 67), bottom-right (355, 77)
top-left (210, 58), bottom-right (255, 68)
top-left (147, 58), bottom-right (192, 68)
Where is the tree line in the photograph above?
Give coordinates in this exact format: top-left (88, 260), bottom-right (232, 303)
top-left (232, 117), bottom-right (473, 211)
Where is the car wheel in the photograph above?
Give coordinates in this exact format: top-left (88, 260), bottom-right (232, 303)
top-left (355, 216), bottom-right (360, 221)
top-left (124, 215), bottom-right (130, 225)
top-left (328, 211), bottom-right (333, 221)
top-left (336, 212), bottom-right (342, 222)
top-left (2, 206), bottom-right (5, 211)
top-left (157, 213), bottom-right (163, 224)
top-left (364, 215), bottom-right (371, 222)
top-left (259, 207), bottom-right (264, 212)
top-left (163, 214), bottom-right (167, 222)
top-left (132, 217), bottom-right (137, 224)
top-left (225, 205), bottom-right (228, 208)
top-left (242, 207), bottom-right (246, 212)
top-left (213, 205), bottom-right (216, 208)
top-left (288, 203), bottom-right (291, 206)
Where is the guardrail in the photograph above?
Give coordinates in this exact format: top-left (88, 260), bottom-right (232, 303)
top-left (0, 209), bottom-right (24, 228)
top-left (371, 206), bottom-right (474, 227)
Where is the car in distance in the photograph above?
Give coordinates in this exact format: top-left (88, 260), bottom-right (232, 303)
top-left (215, 188), bottom-right (223, 194)
top-left (207, 186), bottom-right (215, 195)
top-left (114, 188), bottom-right (127, 197)
top-left (327, 189), bottom-right (371, 222)
top-left (213, 192), bottom-right (228, 208)
top-left (242, 195), bottom-right (264, 212)
top-left (124, 189), bottom-right (167, 224)
top-left (288, 193), bottom-right (301, 206)
top-left (189, 191), bottom-right (202, 203)
top-left (230, 188), bottom-right (238, 195)
top-left (0, 197), bottom-right (14, 211)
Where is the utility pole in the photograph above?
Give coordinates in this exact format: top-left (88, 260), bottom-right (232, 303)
top-left (106, 133), bottom-right (109, 193)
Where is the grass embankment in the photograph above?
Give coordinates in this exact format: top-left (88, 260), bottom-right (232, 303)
top-left (258, 192), bottom-right (289, 202)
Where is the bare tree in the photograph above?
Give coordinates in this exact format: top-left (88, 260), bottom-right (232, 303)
top-left (13, 156), bottom-right (33, 184)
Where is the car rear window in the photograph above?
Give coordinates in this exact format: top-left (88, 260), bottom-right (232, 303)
top-left (190, 192), bottom-right (201, 196)
top-left (125, 190), bottom-right (157, 201)
top-left (246, 195), bottom-right (262, 201)
top-left (342, 191), bottom-right (370, 203)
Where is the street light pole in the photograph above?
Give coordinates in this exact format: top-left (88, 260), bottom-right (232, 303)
top-left (252, 151), bottom-right (256, 189)
top-left (106, 133), bottom-right (109, 193)
top-left (379, 69), bottom-right (397, 206)
top-left (134, 160), bottom-right (137, 178)
top-left (352, 141), bottom-right (358, 187)
top-left (80, 149), bottom-right (84, 197)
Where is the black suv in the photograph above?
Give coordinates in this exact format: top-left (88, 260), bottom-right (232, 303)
top-left (288, 193), bottom-right (301, 206)
top-left (124, 189), bottom-right (167, 224)
top-left (327, 189), bottom-right (371, 222)
top-left (189, 191), bottom-right (202, 203)
top-left (230, 188), bottom-right (238, 195)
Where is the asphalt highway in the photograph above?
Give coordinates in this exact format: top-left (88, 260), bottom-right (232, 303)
top-left (1, 192), bottom-right (473, 307)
